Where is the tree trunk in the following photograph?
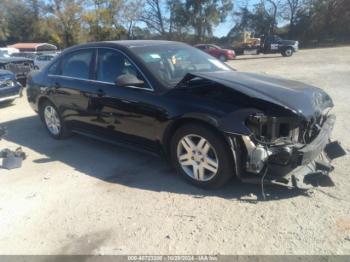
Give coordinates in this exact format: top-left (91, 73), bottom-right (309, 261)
top-left (155, 0), bottom-right (165, 36)
top-left (128, 21), bottom-right (133, 39)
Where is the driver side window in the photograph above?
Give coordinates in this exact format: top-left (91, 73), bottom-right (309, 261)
top-left (97, 48), bottom-right (142, 85)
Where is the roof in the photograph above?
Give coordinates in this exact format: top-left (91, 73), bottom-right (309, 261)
top-left (105, 40), bottom-right (184, 47)
top-left (58, 40), bottom-right (190, 57)
top-left (7, 43), bottom-right (57, 51)
top-left (64, 40), bottom-right (188, 53)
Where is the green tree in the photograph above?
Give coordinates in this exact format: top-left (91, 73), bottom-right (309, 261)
top-left (228, 2), bottom-right (275, 38)
top-left (0, 0), bottom-right (41, 43)
top-left (184, 0), bottom-right (234, 42)
top-left (140, 0), bottom-right (168, 37)
top-left (47, 0), bottom-right (85, 47)
top-left (0, 4), bottom-right (9, 43)
top-left (281, 0), bottom-right (307, 37)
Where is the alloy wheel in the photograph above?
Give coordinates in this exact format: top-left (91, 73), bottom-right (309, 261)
top-left (44, 105), bottom-right (61, 135)
top-left (177, 134), bottom-right (219, 181)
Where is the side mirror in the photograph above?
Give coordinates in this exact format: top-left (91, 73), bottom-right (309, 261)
top-left (115, 74), bottom-right (144, 87)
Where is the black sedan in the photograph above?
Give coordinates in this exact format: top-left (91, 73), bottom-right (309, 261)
top-left (0, 69), bottom-right (23, 104)
top-left (26, 40), bottom-right (344, 189)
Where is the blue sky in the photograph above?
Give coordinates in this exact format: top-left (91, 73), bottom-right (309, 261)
top-left (214, 19), bottom-right (235, 37)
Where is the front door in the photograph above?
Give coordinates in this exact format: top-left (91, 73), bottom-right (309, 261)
top-left (89, 48), bottom-right (161, 146)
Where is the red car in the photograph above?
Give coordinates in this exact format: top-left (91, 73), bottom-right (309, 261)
top-left (195, 44), bottom-right (236, 62)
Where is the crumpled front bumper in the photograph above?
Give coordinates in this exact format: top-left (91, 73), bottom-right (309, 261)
top-left (241, 115), bottom-right (346, 189)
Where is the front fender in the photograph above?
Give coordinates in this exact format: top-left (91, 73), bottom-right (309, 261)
top-left (218, 108), bottom-right (262, 136)
top-left (162, 108), bottom-right (258, 148)
top-left (179, 112), bottom-right (220, 127)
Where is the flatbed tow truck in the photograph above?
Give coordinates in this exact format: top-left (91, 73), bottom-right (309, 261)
top-left (233, 32), bottom-right (299, 57)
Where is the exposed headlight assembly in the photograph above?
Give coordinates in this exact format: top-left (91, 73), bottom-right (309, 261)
top-left (0, 75), bottom-right (15, 88)
top-left (246, 113), bottom-right (300, 144)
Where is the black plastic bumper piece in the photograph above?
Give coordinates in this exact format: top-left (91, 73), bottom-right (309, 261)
top-left (298, 115), bottom-right (335, 165)
top-left (241, 115), bottom-right (347, 189)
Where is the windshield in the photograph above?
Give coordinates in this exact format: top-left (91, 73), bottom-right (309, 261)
top-left (130, 44), bottom-right (232, 88)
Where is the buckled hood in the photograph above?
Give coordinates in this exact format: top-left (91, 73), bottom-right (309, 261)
top-left (180, 71), bottom-right (334, 120)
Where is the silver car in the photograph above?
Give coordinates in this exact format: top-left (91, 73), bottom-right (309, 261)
top-left (34, 54), bottom-right (56, 70)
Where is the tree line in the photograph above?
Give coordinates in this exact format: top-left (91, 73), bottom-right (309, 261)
top-left (0, 0), bottom-right (349, 49)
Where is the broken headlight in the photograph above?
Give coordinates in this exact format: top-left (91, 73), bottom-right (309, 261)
top-left (246, 113), bottom-right (300, 144)
top-left (0, 74), bottom-right (16, 88)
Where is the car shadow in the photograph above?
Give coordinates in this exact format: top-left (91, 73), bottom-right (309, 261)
top-left (0, 116), bottom-right (310, 202)
top-left (0, 101), bottom-right (15, 109)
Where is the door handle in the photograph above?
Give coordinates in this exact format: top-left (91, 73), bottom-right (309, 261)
top-left (97, 89), bottom-right (105, 97)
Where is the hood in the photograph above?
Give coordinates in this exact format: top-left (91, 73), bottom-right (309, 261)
top-left (180, 71), bottom-right (333, 120)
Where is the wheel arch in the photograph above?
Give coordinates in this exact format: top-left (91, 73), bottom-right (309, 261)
top-left (281, 45), bottom-right (295, 52)
top-left (163, 116), bottom-right (246, 182)
top-left (162, 115), bottom-right (230, 157)
top-left (37, 96), bottom-right (55, 119)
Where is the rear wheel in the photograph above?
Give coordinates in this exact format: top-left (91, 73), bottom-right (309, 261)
top-left (170, 124), bottom-right (234, 189)
top-left (40, 101), bottom-right (71, 139)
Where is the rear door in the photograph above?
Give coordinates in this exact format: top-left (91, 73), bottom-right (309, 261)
top-left (47, 48), bottom-right (100, 130)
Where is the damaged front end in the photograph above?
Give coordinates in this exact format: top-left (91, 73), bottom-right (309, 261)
top-left (176, 71), bottom-right (346, 189)
top-left (240, 113), bottom-right (346, 189)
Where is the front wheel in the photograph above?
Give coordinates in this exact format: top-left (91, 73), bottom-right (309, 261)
top-left (282, 47), bottom-right (294, 57)
top-left (40, 101), bottom-right (71, 139)
top-left (170, 124), bottom-right (234, 189)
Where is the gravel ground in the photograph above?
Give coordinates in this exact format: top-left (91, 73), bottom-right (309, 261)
top-left (0, 47), bottom-right (349, 255)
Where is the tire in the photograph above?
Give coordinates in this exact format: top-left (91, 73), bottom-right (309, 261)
top-left (219, 55), bottom-right (227, 62)
top-left (39, 100), bottom-right (71, 139)
top-left (170, 123), bottom-right (234, 189)
top-left (282, 47), bottom-right (294, 57)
